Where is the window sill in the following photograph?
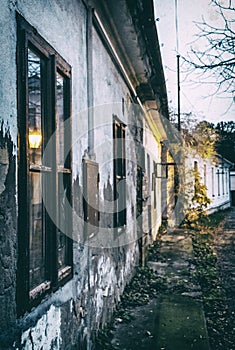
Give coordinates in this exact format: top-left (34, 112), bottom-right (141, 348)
top-left (29, 281), bottom-right (51, 301)
top-left (58, 266), bottom-right (72, 282)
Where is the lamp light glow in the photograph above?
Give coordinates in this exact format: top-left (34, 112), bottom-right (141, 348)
top-left (29, 130), bottom-right (42, 149)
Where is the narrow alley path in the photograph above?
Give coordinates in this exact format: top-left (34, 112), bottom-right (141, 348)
top-left (96, 229), bottom-right (210, 349)
top-left (95, 208), bottom-right (235, 350)
top-left (147, 230), bottom-right (209, 350)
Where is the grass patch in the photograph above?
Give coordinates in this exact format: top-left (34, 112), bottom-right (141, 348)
top-left (191, 209), bottom-right (233, 349)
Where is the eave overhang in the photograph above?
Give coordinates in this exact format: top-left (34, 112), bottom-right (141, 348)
top-left (88, 0), bottom-right (169, 141)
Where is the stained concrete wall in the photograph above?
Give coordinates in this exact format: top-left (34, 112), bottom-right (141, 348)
top-left (0, 127), bottom-right (17, 337)
top-left (0, 0), bottom-right (160, 348)
top-left (0, 0), bottom-right (18, 341)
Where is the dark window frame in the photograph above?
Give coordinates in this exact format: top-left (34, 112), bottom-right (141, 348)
top-left (17, 14), bottom-right (73, 315)
top-left (113, 116), bottom-right (126, 228)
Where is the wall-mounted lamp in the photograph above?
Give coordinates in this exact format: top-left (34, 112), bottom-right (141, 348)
top-left (29, 129), bottom-right (42, 149)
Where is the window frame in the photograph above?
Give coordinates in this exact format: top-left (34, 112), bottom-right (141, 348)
top-left (17, 14), bottom-right (73, 315)
top-left (217, 167), bottom-right (220, 196)
top-left (212, 167), bottom-right (215, 197)
top-left (113, 117), bottom-right (126, 228)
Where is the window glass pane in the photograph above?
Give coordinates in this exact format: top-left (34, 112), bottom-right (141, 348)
top-left (56, 73), bottom-right (65, 167)
top-left (117, 124), bottom-right (122, 176)
top-left (58, 173), bottom-right (71, 270)
top-left (204, 164), bottom-right (207, 185)
top-left (29, 172), bottom-right (45, 289)
top-left (28, 49), bottom-right (42, 164)
top-left (113, 121), bottom-right (126, 227)
top-left (122, 127), bottom-right (126, 176)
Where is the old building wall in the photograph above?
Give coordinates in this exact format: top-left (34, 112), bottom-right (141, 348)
top-left (0, 0), bottom-right (148, 348)
top-left (81, 20), bottom-right (141, 338)
top-left (0, 126), bottom-right (17, 337)
top-left (0, 0), bottom-right (20, 341)
top-left (143, 121), bottom-right (162, 242)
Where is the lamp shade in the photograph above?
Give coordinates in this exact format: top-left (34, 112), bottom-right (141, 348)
top-left (29, 130), bottom-right (42, 149)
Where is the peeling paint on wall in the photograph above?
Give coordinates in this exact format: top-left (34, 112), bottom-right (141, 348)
top-left (0, 0), bottom-right (164, 348)
top-left (0, 142), bottom-right (9, 195)
top-left (0, 123), bottom-right (17, 339)
top-left (20, 305), bottom-right (61, 349)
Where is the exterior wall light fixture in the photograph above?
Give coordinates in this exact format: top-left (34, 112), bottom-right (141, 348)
top-left (28, 129), bottom-right (42, 149)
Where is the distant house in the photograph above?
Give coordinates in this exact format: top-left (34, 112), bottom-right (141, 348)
top-left (185, 153), bottom-right (232, 214)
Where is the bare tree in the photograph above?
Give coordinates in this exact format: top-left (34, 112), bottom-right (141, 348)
top-left (183, 0), bottom-right (235, 95)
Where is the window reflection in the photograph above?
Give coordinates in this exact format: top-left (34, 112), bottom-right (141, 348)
top-left (58, 173), bottom-right (71, 270)
top-left (29, 172), bottom-right (45, 289)
top-left (59, 174), bottom-right (66, 270)
top-left (28, 49), bottom-right (45, 290)
top-left (28, 49), bottom-right (42, 164)
top-left (57, 73), bottom-right (64, 166)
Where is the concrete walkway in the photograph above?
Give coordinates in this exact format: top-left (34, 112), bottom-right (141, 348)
top-left (147, 230), bottom-right (209, 350)
top-left (108, 229), bottom-right (210, 350)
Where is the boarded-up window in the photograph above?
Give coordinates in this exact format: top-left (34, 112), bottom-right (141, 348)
top-left (83, 159), bottom-right (99, 239)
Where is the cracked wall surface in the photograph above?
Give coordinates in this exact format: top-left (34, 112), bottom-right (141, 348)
top-left (0, 0), bottom-right (153, 348)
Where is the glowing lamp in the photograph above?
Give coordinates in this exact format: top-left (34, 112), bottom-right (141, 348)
top-left (29, 130), bottom-right (42, 149)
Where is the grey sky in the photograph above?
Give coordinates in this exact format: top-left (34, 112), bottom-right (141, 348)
top-left (154, 0), bottom-right (235, 123)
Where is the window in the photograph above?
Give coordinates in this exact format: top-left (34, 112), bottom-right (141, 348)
top-left (217, 168), bottom-right (220, 196)
top-left (212, 167), bottom-right (215, 197)
top-left (203, 164), bottom-right (207, 186)
top-left (222, 168), bottom-right (225, 195)
top-left (83, 159), bottom-right (99, 239)
top-left (113, 117), bottom-right (126, 228)
top-left (17, 14), bottom-right (72, 315)
top-left (225, 169), bottom-right (228, 194)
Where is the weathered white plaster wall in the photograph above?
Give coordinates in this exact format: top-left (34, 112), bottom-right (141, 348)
top-left (0, 0), bottom-right (143, 348)
top-left (0, 1), bottom-right (165, 348)
top-left (92, 24), bottom-right (139, 247)
top-left (19, 305), bottom-right (62, 349)
top-left (0, 1), bottom-right (18, 146)
top-left (143, 121), bottom-right (162, 240)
